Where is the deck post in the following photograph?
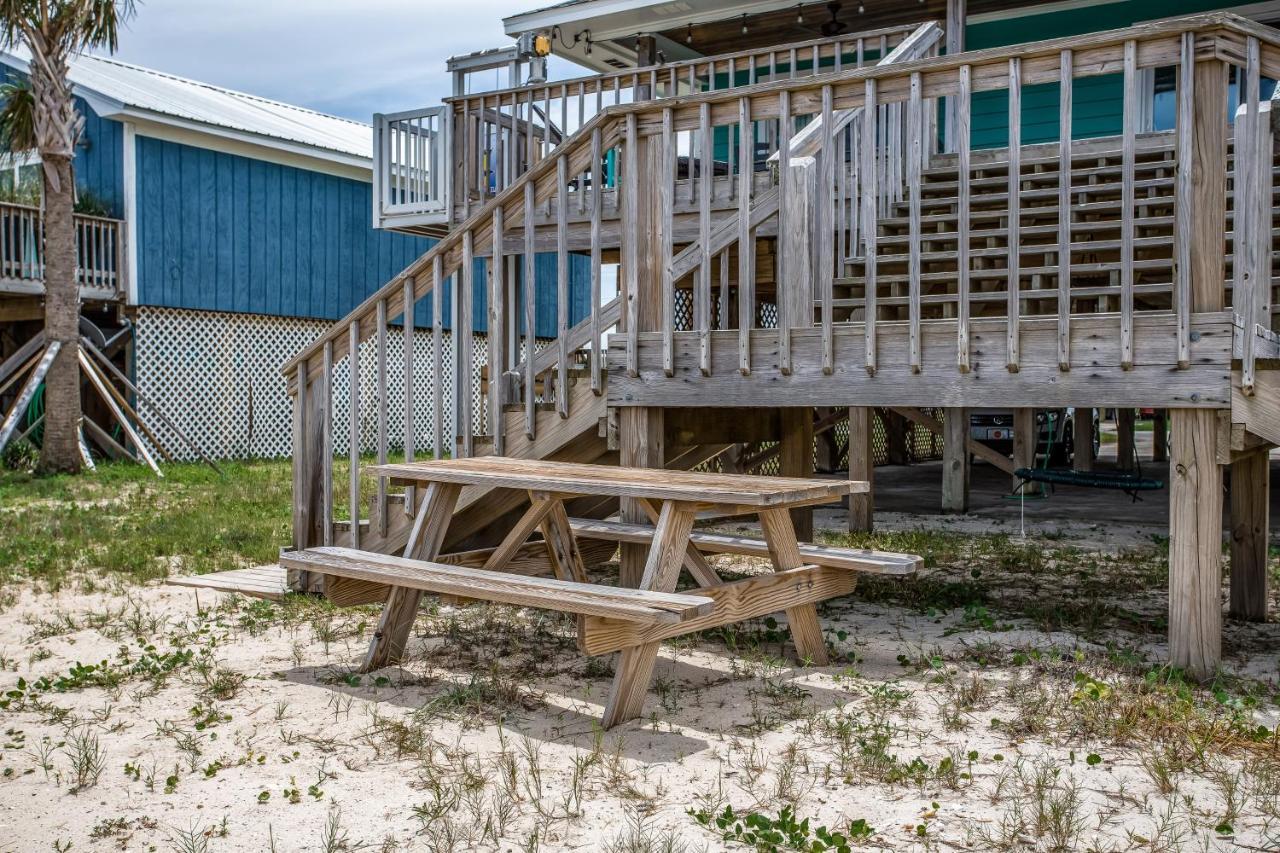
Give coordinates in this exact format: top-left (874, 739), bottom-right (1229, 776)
top-left (885, 409), bottom-right (909, 465)
top-left (1074, 408), bottom-right (1094, 472)
top-left (943, 0), bottom-right (967, 153)
top-left (1229, 448), bottom-right (1270, 622)
top-left (1012, 408), bottom-right (1035, 492)
top-left (780, 408), bottom-right (815, 541)
top-left (779, 157), bottom-right (816, 375)
top-left (942, 407), bottom-right (969, 513)
top-left (848, 406), bottom-right (874, 533)
top-left (290, 362), bottom-right (325, 593)
top-left (619, 116), bottom-right (667, 589)
top-left (1169, 58), bottom-right (1227, 678)
top-left (1117, 407), bottom-right (1136, 470)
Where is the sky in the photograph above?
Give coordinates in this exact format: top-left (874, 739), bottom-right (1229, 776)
top-left (101, 0), bottom-right (579, 124)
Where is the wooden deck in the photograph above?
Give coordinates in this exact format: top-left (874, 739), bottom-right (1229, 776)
top-left (166, 564), bottom-right (288, 601)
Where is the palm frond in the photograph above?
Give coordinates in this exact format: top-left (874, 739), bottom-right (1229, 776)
top-left (0, 78), bottom-right (37, 156)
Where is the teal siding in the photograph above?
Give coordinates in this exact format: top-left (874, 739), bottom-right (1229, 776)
top-left (966, 0), bottom-right (1234, 148)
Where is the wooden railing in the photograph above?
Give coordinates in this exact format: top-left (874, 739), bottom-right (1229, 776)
top-left (373, 23), bottom-right (923, 228)
top-left (0, 201), bottom-right (125, 296)
top-left (288, 13), bottom-right (1276, 561)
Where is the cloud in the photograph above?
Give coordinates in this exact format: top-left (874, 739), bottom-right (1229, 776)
top-left (101, 0), bottom-right (563, 122)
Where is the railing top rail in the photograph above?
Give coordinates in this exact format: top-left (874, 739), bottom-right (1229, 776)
top-left (287, 12), bottom-right (1275, 382)
top-left (442, 22), bottom-right (924, 105)
top-left (0, 199), bottom-right (124, 225)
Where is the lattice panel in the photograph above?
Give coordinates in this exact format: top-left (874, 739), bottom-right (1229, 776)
top-left (134, 307), bottom-right (487, 461)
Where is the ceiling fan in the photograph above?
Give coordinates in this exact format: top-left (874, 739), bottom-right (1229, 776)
top-left (820, 2), bottom-right (848, 36)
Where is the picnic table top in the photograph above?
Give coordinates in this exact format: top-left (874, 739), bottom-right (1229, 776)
top-left (368, 457), bottom-right (867, 507)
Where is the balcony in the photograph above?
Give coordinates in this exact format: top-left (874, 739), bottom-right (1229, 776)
top-left (0, 201), bottom-right (126, 301)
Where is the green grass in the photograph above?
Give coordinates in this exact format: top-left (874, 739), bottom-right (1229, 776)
top-left (0, 458), bottom-right (293, 593)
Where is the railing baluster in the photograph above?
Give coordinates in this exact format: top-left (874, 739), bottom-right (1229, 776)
top-left (460, 230), bottom-right (475, 456)
top-left (1120, 40), bottom-right (1137, 371)
top-left (490, 205), bottom-right (506, 454)
top-left (907, 73), bottom-right (923, 373)
top-left (719, 248), bottom-right (730, 330)
top-left (1175, 32), bottom-right (1195, 369)
top-left (1240, 36), bottom-right (1262, 395)
top-left (738, 96), bottom-right (754, 376)
top-left (401, 277), bottom-right (415, 514)
top-left (347, 319), bottom-right (361, 549)
top-left (1058, 50), bottom-right (1073, 372)
top-left (624, 113), bottom-right (639, 377)
top-left (524, 180), bottom-right (537, 436)
top-left (322, 341), bottom-right (333, 544)
top-left (957, 65), bottom-right (972, 374)
top-left (590, 127), bottom-right (603, 395)
top-left (778, 89), bottom-right (793, 376)
top-left (462, 97), bottom-right (472, 219)
top-left (375, 298), bottom-right (388, 536)
top-left (698, 101), bottom-right (713, 377)
top-left (556, 154), bottom-right (570, 417)
top-left (1007, 57), bottom-right (1022, 373)
top-left (862, 78), bottom-right (878, 376)
top-left (820, 83), bottom-right (835, 375)
top-left (661, 107), bottom-right (675, 378)
top-left (577, 81), bottom-right (586, 213)
top-left (432, 254), bottom-right (444, 458)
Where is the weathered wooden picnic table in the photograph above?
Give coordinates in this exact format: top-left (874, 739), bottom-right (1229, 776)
top-left (281, 457), bottom-right (919, 728)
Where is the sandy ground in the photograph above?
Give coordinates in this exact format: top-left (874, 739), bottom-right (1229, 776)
top-left (1, 515), bottom-right (1278, 852)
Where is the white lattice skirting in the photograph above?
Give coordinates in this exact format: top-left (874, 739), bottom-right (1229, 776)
top-left (134, 306), bottom-right (488, 461)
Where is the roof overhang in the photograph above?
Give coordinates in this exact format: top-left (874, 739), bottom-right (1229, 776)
top-left (0, 50), bottom-right (372, 179)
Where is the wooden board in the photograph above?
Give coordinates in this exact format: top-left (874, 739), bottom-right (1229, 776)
top-left (166, 565), bottom-right (287, 601)
top-left (281, 546), bottom-right (714, 624)
top-left (370, 457), bottom-right (863, 506)
top-left (568, 518), bottom-right (920, 575)
top-left (577, 564), bottom-right (857, 655)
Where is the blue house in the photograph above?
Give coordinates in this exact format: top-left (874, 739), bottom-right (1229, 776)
top-left (0, 52), bottom-right (586, 459)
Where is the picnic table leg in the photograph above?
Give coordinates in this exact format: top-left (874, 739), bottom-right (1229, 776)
top-left (602, 500), bottom-right (697, 728)
top-left (540, 498), bottom-right (589, 583)
top-left (361, 481), bottom-right (460, 672)
top-left (638, 497), bottom-right (721, 587)
top-left (759, 507), bottom-right (830, 666)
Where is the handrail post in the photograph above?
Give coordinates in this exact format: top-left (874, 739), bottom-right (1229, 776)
top-left (779, 156), bottom-right (816, 375)
top-left (289, 361), bottom-right (325, 593)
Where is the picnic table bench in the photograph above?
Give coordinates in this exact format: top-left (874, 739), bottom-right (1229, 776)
top-left (280, 457), bottom-right (920, 728)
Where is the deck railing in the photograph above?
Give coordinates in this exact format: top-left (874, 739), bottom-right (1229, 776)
top-left (0, 201), bottom-right (125, 297)
top-left (373, 23), bottom-right (924, 229)
top-left (288, 13), bottom-right (1275, 562)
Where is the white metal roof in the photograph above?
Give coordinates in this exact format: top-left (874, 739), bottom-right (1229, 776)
top-left (1, 50), bottom-right (372, 169)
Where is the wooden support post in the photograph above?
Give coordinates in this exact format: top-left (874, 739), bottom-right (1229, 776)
top-left (814, 407), bottom-right (839, 473)
top-left (779, 158), bottom-right (816, 375)
top-left (943, 0), bottom-right (967, 153)
top-left (942, 407), bottom-right (969, 513)
top-left (290, 363), bottom-right (326, 593)
top-left (1153, 410), bottom-right (1168, 463)
top-left (1229, 448), bottom-right (1269, 622)
top-left (1169, 58), bottom-right (1227, 679)
top-left (1117, 407), bottom-right (1136, 470)
top-left (885, 409), bottom-right (909, 465)
top-left (779, 408), bottom-right (815, 541)
top-left (848, 406), bottom-right (874, 533)
top-left (1012, 407), bottom-right (1035, 492)
top-left (619, 122), bottom-right (667, 589)
top-left (1074, 407), bottom-right (1094, 472)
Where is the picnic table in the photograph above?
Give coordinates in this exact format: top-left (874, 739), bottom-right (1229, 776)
top-left (281, 457), bottom-right (919, 728)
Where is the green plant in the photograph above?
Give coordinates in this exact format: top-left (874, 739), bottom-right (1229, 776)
top-left (690, 805), bottom-right (875, 852)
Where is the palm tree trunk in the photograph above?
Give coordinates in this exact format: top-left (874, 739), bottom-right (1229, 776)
top-left (38, 154), bottom-right (81, 473)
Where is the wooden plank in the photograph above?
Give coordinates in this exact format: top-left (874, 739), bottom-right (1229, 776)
top-left (540, 498), bottom-right (589, 583)
top-left (432, 257), bottom-right (444, 458)
top-left (1120, 40), bottom-right (1138, 370)
top-left (1074, 407), bottom-right (1095, 472)
top-left (79, 350), bottom-right (163, 477)
top-left (480, 498), bottom-right (558, 572)
top-left (862, 78), bottom-right (878, 375)
top-left (819, 84), bottom-right (835, 375)
top-left (759, 507), bottom-right (828, 665)
top-left (523, 182), bottom-right (537, 438)
top-left (623, 113), bottom-right (640, 377)
top-left (1170, 35), bottom-right (1192, 365)
top-left (738, 96), bottom-right (754, 376)
top-left (460, 230), bottom-right (475, 456)
top-left (568, 517), bottom-right (919, 574)
top-left (1007, 57), bottom-right (1022, 373)
top-left (908, 71), bottom-right (923, 373)
top-left (636, 498), bottom-right (721, 587)
top-left (590, 127), bottom-right (603, 394)
top-left (490, 207), bottom-right (506, 455)
top-left (402, 278), bottom-right (416, 494)
top-left (375, 299), bottom-right (389, 536)
top-left (0, 341), bottom-right (58, 454)
top-left (891, 405), bottom-right (1015, 477)
top-left (1012, 407), bottom-right (1035, 492)
top-left (698, 101), bottom-right (712, 377)
top-left (0, 331), bottom-right (44, 391)
top-left (778, 88), bottom-right (793, 376)
top-left (847, 407), bottom-right (874, 532)
top-left (284, 546), bottom-right (712, 624)
top-left (579, 565), bottom-right (857, 655)
top-left (660, 107), bottom-right (675, 378)
top-left (1228, 447), bottom-right (1269, 622)
top-left (322, 342), bottom-right (334, 542)
top-left (1058, 49), bottom-right (1073, 371)
top-left (347, 321), bottom-right (361, 548)
top-left (167, 565), bottom-right (288, 602)
top-left (556, 154), bottom-right (570, 418)
top-left (956, 65), bottom-right (971, 373)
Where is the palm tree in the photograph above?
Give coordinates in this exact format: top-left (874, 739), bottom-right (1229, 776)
top-left (0, 0), bottom-right (134, 473)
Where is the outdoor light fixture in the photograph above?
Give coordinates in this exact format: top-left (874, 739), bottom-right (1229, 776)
top-left (686, 23), bottom-right (693, 44)
top-left (797, 4), bottom-right (805, 23)
top-left (741, 14), bottom-right (749, 34)
top-left (858, 1), bottom-right (865, 12)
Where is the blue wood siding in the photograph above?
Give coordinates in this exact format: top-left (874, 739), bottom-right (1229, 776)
top-left (966, 0), bottom-right (1233, 148)
top-left (134, 134), bottom-right (589, 333)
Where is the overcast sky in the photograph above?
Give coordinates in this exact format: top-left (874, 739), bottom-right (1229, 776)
top-left (101, 0), bottom-right (576, 124)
